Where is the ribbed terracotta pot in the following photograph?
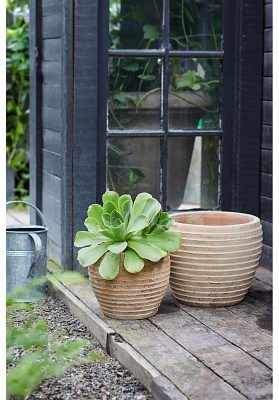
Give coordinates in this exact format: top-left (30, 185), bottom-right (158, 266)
top-left (169, 211), bottom-right (262, 307)
top-left (88, 254), bottom-right (170, 320)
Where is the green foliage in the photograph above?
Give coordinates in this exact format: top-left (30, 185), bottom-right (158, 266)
top-left (6, 282), bottom-right (92, 400)
top-left (6, 9), bottom-right (30, 200)
top-left (75, 191), bottom-right (181, 280)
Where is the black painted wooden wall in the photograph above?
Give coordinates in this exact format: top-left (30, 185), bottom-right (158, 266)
top-left (260, 0), bottom-right (273, 269)
top-left (29, 0), bottom-right (272, 271)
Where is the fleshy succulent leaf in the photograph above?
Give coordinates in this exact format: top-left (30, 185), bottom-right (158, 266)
top-left (102, 213), bottom-right (111, 226)
top-left (124, 249), bottom-right (145, 273)
top-left (137, 231), bottom-right (182, 252)
top-left (102, 191), bottom-right (119, 208)
top-left (87, 204), bottom-right (104, 226)
top-left (127, 215), bottom-right (149, 233)
top-left (84, 217), bottom-right (101, 232)
top-left (118, 194), bottom-right (132, 214)
top-left (121, 199), bottom-right (133, 218)
top-left (140, 197), bottom-right (161, 222)
top-left (127, 239), bottom-right (162, 262)
top-left (99, 251), bottom-right (120, 280)
top-left (111, 209), bottom-right (124, 222)
top-left (74, 231), bottom-right (110, 247)
top-left (110, 223), bottom-right (126, 240)
top-left (108, 241), bottom-right (127, 254)
top-left (128, 192), bottom-right (152, 227)
top-left (77, 241), bottom-right (113, 267)
top-left (103, 200), bottom-right (117, 214)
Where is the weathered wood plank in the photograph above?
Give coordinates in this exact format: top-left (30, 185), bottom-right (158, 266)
top-left (41, 61), bottom-right (61, 85)
top-left (42, 0), bottom-right (62, 16)
top-left (42, 148), bottom-right (61, 177)
top-left (261, 126), bottom-right (272, 150)
top-left (264, 53), bottom-right (272, 77)
top-left (45, 216), bottom-right (61, 247)
top-left (42, 106), bottom-right (61, 132)
top-left (42, 38), bottom-right (61, 61)
top-left (62, 282), bottom-right (246, 400)
top-left (163, 291), bottom-right (272, 368)
top-left (42, 84), bottom-right (61, 108)
top-left (151, 299), bottom-right (272, 397)
top-left (248, 278), bottom-right (272, 307)
top-left (42, 193), bottom-right (61, 223)
top-left (264, 29), bottom-right (272, 52)
top-left (260, 173), bottom-right (272, 197)
top-left (42, 15), bottom-right (61, 38)
top-left (261, 219), bottom-right (273, 247)
top-left (260, 196), bottom-right (272, 222)
top-left (260, 149), bottom-right (272, 174)
top-left (42, 128), bottom-right (62, 154)
top-left (260, 245), bottom-right (273, 271)
top-left (47, 237), bottom-right (61, 265)
top-left (264, 4), bottom-right (272, 28)
top-left (42, 170), bottom-right (61, 202)
top-left (262, 101), bottom-right (272, 125)
top-left (263, 78), bottom-right (272, 101)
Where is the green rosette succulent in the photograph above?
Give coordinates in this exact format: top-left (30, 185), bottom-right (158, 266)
top-left (74, 191), bottom-right (181, 280)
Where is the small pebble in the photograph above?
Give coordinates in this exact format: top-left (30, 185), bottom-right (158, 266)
top-left (8, 288), bottom-right (153, 399)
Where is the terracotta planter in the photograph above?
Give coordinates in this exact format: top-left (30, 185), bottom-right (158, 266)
top-left (88, 254), bottom-right (170, 320)
top-left (169, 211), bottom-right (262, 307)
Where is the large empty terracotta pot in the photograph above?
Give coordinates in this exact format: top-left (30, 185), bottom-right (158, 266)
top-left (88, 254), bottom-right (170, 320)
top-left (169, 211), bottom-right (262, 307)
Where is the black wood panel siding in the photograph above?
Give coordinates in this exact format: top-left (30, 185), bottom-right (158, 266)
top-left (42, 107), bottom-right (62, 132)
top-left (42, 15), bottom-right (61, 38)
top-left (71, 0), bottom-right (99, 272)
top-left (263, 78), bottom-right (272, 100)
top-left (42, 39), bottom-right (62, 61)
top-left (42, 129), bottom-right (62, 153)
top-left (42, 171), bottom-right (61, 202)
top-left (41, 62), bottom-right (62, 84)
top-left (260, 2), bottom-right (273, 268)
top-left (260, 173), bottom-right (272, 197)
top-left (42, 149), bottom-right (61, 177)
top-left (42, 0), bottom-right (62, 17)
top-left (260, 196), bottom-right (272, 222)
top-left (261, 220), bottom-right (272, 247)
top-left (47, 238), bottom-right (62, 266)
top-left (261, 126), bottom-right (272, 150)
top-left (42, 84), bottom-right (61, 108)
top-left (42, 193), bottom-right (61, 223)
top-left (260, 244), bottom-right (272, 271)
top-left (45, 216), bottom-right (61, 247)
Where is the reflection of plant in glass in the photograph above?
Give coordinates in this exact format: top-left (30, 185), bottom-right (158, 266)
top-left (108, 139), bottom-right (145, 195)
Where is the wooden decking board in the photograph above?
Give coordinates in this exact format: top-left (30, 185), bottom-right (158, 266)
top-left (164, 295), bottom-right (272, 369)
top-left (150, 298), bottom-right (272, 398)
top-left (62, 280), bottom-right (246, 400)
top-left (50, 266), bottom-right (272, 400)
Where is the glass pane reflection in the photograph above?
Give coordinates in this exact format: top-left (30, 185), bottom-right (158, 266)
top-left (107, 137), bottom-right (160, 200)
top-left (167, 136), bottom-right (219, 210)
top-left (170, 0), bottom-right (223, 51)
top-left (109, 0), bottom-right (163, 50)
top-left (169, 58), bottom-right (220, 129)
top-left (108, 57), bottom-right (162, 130)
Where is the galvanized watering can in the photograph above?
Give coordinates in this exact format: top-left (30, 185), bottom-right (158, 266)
top-left (6, 201), bottom-right (48, 302)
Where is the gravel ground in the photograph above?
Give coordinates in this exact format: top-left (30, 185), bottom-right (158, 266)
top-left (8, 288), bottom-right (154, 400)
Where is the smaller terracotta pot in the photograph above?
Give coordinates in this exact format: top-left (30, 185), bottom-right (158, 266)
top-left (88, 254), bottom-right (170, 320)
top-left (170, 211), bottom-right (262, 307)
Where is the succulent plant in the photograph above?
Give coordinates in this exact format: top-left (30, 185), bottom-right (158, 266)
top-left (74, 191), bottom-right (181, 280)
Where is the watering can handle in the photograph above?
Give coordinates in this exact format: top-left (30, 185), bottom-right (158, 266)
top-left (6, 200), bottom-right (47, 227)
top-left (27, 232), bottom-right (42, 279)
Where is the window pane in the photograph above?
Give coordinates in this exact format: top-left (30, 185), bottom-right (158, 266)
top-left (167, 136), bottom-right (220, 210)
top-left (170, 0), bottom-right (223, 51)
top-left (108, 57), bottom-right (162, 130)
top-left (109, 0), bottom-right (163, 50)
top-left (168, 58), bottom-right (220, 129)
top-left (107, 138), bottom-right (160, 200)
